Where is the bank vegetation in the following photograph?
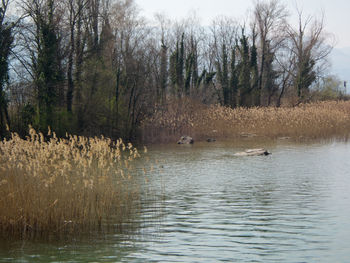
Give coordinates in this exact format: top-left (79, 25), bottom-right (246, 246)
top-left (0, 127), bottom-right (144, 240)
top-left (142, 100), bottom-right (350, 143)
top-left (0, 0), bottom-right (342, 142)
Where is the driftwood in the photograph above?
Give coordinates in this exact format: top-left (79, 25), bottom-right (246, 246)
top-left (234, 148), bottom-right (271, 156)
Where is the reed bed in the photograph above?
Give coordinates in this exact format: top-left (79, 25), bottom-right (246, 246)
top-left (142, 99), bottom-right (350, 143)
top-left (0, 127), bottom-right (144, 240)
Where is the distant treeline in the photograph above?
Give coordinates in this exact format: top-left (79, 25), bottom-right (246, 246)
top-left (0, 0), bottom-right (339, 140)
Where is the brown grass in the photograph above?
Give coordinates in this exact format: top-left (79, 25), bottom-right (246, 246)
top-left (0, 127), bottom-right (145, 240)
top-left (142, 99), bottom-right (350, 143)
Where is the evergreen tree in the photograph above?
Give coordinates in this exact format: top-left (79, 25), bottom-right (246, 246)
top-left (0, 4), bottom-right (13, 137)
top-left (169, 33), bottom-right (185, 97)
top-left (191, 37), bottom-right (199, 93)
top-left (177, 33), bottom-right (185, 95)
top-left (250, 37), bottom-right (259, 106)
top-left (197, 69), bottom-right (206, 88)
top-left (74, 0), bottom-right (85, 131)
top-left (263, 44), bottom-right (278, 105)
top-left (220, 44), bottom-right (229, 106)
top-left (184, 52), bottom-right (193, 96)
top-left (35, 0), bottom-right (64, 131)
top-left (229, 47), bottom-right (238, 108)
top-left (237, 32), bottom-right (251, 107)
top-left (296, 55), bottom-right (316, 101)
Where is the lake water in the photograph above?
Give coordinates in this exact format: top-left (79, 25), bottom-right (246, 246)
top-left (1, 139), bottom-right (350, 262)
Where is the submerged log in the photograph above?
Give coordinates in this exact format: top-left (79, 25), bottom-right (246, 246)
top-left (240, 132), bottom-right (257, 138)
top-left (177, 136), bottom-right (194, 144)
top-left (234, 148), bottom-right (271, 156)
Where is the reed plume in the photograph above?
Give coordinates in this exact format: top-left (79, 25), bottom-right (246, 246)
top-left (142, 99), bottom-right (350, 143)
top-left (0, 127), bottom-right (143, 240)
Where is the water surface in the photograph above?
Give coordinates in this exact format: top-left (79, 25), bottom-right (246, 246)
top-left (1, 139), bottom-right (350, 262)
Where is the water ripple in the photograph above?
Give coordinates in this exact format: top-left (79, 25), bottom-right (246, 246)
top-left (1, 141), bottom-right (350, 262)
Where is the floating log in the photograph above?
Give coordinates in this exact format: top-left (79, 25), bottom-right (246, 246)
top-left (234, 148), bottom-right (271, 156)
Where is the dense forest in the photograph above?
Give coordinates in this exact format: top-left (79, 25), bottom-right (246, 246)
top-left (0, 0), bottom-right (338, 140)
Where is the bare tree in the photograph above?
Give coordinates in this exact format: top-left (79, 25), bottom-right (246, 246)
top-left (286, 9), bottom-right (333, 103)
top-left (109, 0), bottom-right (155, 138)
top-left (253, 0), bottom-right (288, 105)
top-left (274, 47), bottom-right (294, 106)
top-left (209, 16), bottom-right (239, 106)
top-left (1, 0), bottom-right (338, 139)
top-left (65, 0), bottom-right (88, 113)
top-left (153, 13), bottom-right (172, 102)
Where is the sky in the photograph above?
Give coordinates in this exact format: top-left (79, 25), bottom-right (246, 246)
top-left (135, 0), bottom-right (350, 48)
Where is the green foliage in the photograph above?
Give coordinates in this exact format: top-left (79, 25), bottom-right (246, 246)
top-left (205, 71), bottom-right (216, 84)
top-left (229, 47), bottom-right (238, 108)
top-left (0, 24), bottom-right (12, 88)
top-left (191, 39), bottom-right (199, 91)
top-left (237, 32), bottom-right (252, 106)
top-left (34, 0), bottom-right (64, 132)
top-left (313, 75), bottom-right (344, 101)
top-left (169, 33), bottom-right (186, 97)
top-left (178, 33), bottom-right (185, 94)
top-left (169, 46), bottom-right (178, 95)
top-left (296, 56), bottom-right (316, 101)
top-left (217, 43), bottom-right (229, 106)
top-left (0, 7), bottom-right (14, 138)
top-left (20, 103), bottom-right (35, 127)
top-left (261, 42), bottom-right (278, 106)
top-left (77, 53), bottom-right (116, 135)
top-left (185, 52), bottom-right (193, 96)
top-left (249, 42), bottom-right (259, 106)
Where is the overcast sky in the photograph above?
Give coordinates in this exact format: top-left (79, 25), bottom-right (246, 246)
top-left (135, 0), bottom-right (350, 48)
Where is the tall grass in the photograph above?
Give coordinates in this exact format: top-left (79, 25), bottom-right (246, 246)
top-left (0, 127), bottom-right (144, 240)
top-left (142, 99), bottom-right (350, 143)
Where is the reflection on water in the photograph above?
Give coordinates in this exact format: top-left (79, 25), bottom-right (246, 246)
top-left (1, 139), bottom-right (350, 262)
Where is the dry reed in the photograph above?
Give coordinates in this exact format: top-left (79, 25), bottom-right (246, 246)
top-left (0, 127), bottom-right (144, 240)
top-left (142, 99), bottom-right (350, 143)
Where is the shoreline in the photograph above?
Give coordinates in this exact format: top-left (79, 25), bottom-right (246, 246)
top-left (140, 100), bottom-right (350, 145)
